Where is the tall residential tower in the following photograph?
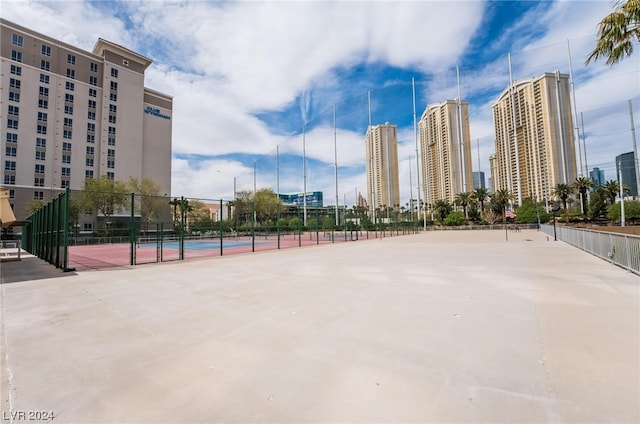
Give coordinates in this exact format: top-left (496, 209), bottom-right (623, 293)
top-left (492, 71), bottom-right (576, 206)
top-left (365, 123), bottom-right (400, 216)
top-left (419, 100), bottom-right (473, 206)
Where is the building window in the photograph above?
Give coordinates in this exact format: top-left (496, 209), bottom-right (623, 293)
top-left (40, 60), bottom-right (50, 71)
top-left (7, 119), bottom-right (19, 129)
top-left (108, 115), bottom-right (117, 124)
top-left (35, 164), bottom-right (45, 174)
top-left (64, 118), bottom-right (73, 127)
top-left (86, 146), bottom-right (94, 155)
top-left (88, 100), bottom-right (96, 109)
top-left (38, 99), bottom-right (48, 109)
top-left (36, 138), bottom-right (46, 147)
top-left (34, 177), bottom-right (44, 187)
top-left (87, 123), bottom-right (95, 132)
top-left (9, 92), bottom-right (20, 102)
top-left (63, 130), bottom-right (72, 139)
top-left (5, 147), bottom-right (17, 157)
top-left (85, 158), bottom-right (94, 167)
top-left (36, 151), bottom-right (46, 161)
top-left (37, 112), bottom-right (47, 122)
top-left (39, 86), bottom-right (49, 96)
top-left (10, 64), bottom-right (22, 75)
top-left (4, 161), bottom-right (17, 171)
top-left (89, 76), bottom-right (98, 86)
top-left (109, 93), bottom-right (117, 102)
top-left (66, 81), bottom-right (75, 91)
top-left (12, 34), bottom-right (24, 46)
top-left (90, 62), bottom-right (98, 72)
top-left (4, 176), bottom-right (16, 185)
top-left (85, 170), bottom-right (94, 179)
top-left (64, 105), bottom-right (74, 115)
top-left (110, 81), bottom-right (118, 90)
top-left (108, 137), bottom-right (116, 146)
top-left (87, 134), bottom-right (95, 143)
top-left (8, 105), bottom-right (19, 115)
top-left (63, 142), bottom-right (72, 151)
top-left (67, 54), bottom-right (76, 65)
top-left (108, 126), bottom-right (116, 135)
top-left (66, 68), bottom-right (75, 79)
top-left (41, 45), bottom-right (51, 56)
top-left (61, 180), bottom-right (70, 188)
top-left (83, 222), bottom-right (93, 231)
top-left (62, 154), bottom-right (71, 164)
top-left (111, 68), bottom-right (118, 78)
top-left (6, 133), bottom-right (18, 143)
top-left (9, 78), bottom-right (21, 88)
top-left (11, 50), bottom-right (22, 62)
top-left (107, 160), bottom-right (115, 169)
top-left (65, 93), bottom-right (74, 103)
top-left (109, 104), bottom-right (117, 113)
top-left (9, 190), bottom-right (15, 199)
top-left (61, 167), bottom-right (71, 176)
top-left (89, 88), bottom-right (97, 98)
top-left (106, 172), bottom-right (114, 180)
top-left (40, 74), bottom-right (49, 83)
top-left (87, 111), bottom-right (96, 120)
top-left (107, 149), bottom-right (115, 157)
top-left (37, 125), bottom-right (47, 135)
top-left (34, 191), bottom-right (44, 200)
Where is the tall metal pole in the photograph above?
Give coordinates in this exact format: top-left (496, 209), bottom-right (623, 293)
top-left (302, 123), bottom-right (307, 226)
top-left (412, 77), bottom-right (423, 229)
top-left (277, 145), bottom-right (280, 249)
top-left (476, 138), bottom-right (481, 188)
top-left (628, 100), bottom-right (639, 198)
top-left (618, 159), bottom-right (626, 227)
top-left (456, 66), bottom-right (467, 193)
top-left (581, 112), bottom-right (589, 179)
top-left (253, 162), bottom-right (257, 226)
top-left (508, 53), bottom-right (522, 205)
top-left (334, 103), bottom-right (339, 226)
top-left (554, 70), bottom-right (568, 185)
top-left (567, 39), bottom-right (584, 176)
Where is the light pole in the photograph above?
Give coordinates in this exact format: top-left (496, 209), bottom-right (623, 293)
top-left (552, 205), bottom-right (560, 241)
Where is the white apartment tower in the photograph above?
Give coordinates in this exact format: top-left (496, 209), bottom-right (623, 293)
top-left (492, 71), bottom-right (576, 205)
top-left (1, 19), bottom-right (172, 220)
top-left (365, 123), bottom-right (400, 216)
top-left (419, 100), bottom-right (473, 206)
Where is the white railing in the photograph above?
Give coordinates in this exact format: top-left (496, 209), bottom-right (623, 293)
top-left (541, 224), bottom-right (640, 276)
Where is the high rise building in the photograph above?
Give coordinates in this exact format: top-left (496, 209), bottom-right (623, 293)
top-left (419, 100), bottom-right (473, 206)
top-left (472, 171), bottom-right (486, 190)
top-left (1, 19), bottom-right (173, 220)
top-left (492, 71), bottom-right (577, 205)
top-left (365, 123), bottom-right (400, 215)
top-left (615, 152), bottom-right (638, 198)
top-left (589, 167), bottom-right (605, 187)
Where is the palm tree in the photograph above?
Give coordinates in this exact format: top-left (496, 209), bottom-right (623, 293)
top-left (554, 183), bottom-right (573, 223)
top-left (586, 0), bottom-right (640, 66)
top-left (454, 192), bottom-right (473, 220)
top-left (604, 179), bottom-right (620, 205)
top-left (491, 189), bottom-right (515, 225)
top-left (573, 177), bottom-right (594, 216)
top-left (433, 199), bottom-right (452, 222)
top-left (474, 188), bottom-right (490, 213)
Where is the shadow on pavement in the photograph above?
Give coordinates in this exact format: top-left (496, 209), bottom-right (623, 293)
top-left (0, 256), bottom-right (76, 284)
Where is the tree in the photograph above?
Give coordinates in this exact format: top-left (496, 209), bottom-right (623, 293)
top-left (607, 200), bottom-right (640, 221)
top-left (24, 199), bottom-right (46, 216)
top-left (589, 187), bottom-right (609, 220)
top-left (473, 188), bottom-right (490, 213)
top-left (443, 211), bottom-right (465, 226)
top-left (433, 199), bottom-right (452, 222)
top-left (586, 0), bottom-right (640, 66)
top-left (454, 192), bottom-right (473, 220)
top-left (573, 176), bottom-right (594, 217)
top-left (82, 175), bottom-right (128, 234)
top-left (604, 179), bottom-right (620, 205)
top-left (515, 198), bottom-right (550, 224)
top-left (554, 183), bottom-right (573, 223)
top-left (491, 189), bottom-right (515, 225)
top-left (128, 177), bottom-right (165, 233)
top-left (254, 188), bottom-right (282, 225)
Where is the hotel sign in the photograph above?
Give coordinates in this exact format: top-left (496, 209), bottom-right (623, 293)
top-left (144, 106), bottom-right (171, 120)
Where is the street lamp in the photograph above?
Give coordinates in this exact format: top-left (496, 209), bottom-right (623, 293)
top-left (552, 205), bottom-right (561, 241)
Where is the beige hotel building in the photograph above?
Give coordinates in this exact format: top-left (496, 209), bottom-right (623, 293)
top-left (491, 71), bottom-right (576, 205)
top-left (419, 100), bottom-right (473, 206)
top-left (1, 19), bottom-right (172, 221)
top-left (365, 122), bottom-right (400, 216)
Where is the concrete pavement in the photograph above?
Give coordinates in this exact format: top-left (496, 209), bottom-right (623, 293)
top-left (1, 229), bottom-right (638, 423)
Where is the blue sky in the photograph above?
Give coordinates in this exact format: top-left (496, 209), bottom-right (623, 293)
top-left (4, 0), bottom-right (639, 205)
